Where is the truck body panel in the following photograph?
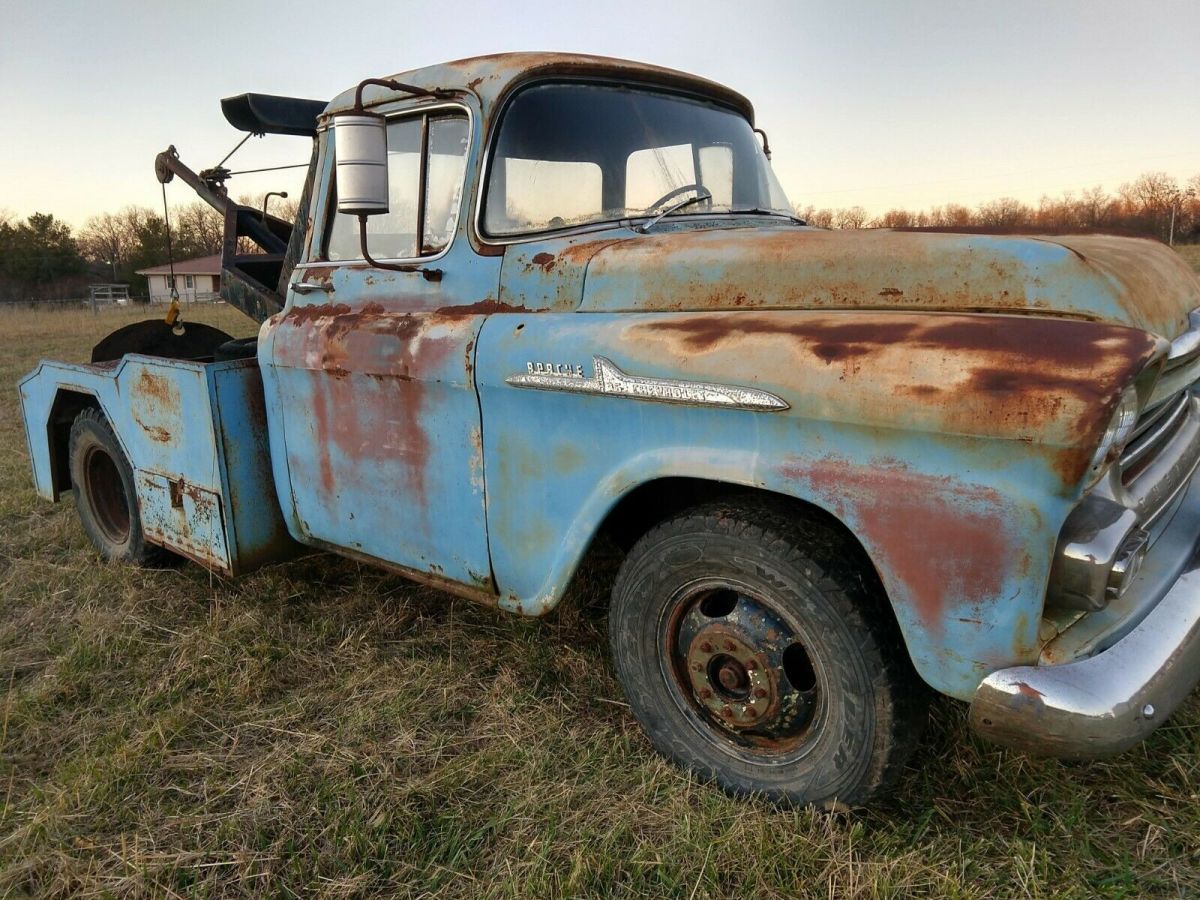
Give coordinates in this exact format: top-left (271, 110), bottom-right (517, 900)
top-left (474, 307), bottom-right (1158, 698)
top-left (19, 356), bottom-right (298, 575)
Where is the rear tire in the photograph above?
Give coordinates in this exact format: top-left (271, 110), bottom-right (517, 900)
top-left (609, 498), bottom-right (928, 808)
top-left (69, 408), bottom-right (174, 567)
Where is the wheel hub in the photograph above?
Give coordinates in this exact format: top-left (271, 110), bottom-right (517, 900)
top-left (670, 587), bottom-right (818, 747)
top-left (688, 628), bottom-right (773, 725)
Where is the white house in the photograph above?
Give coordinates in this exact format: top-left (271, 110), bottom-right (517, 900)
top-left (136, 254), bottom-right (221, 302)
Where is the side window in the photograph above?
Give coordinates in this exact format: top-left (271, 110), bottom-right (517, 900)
top-left (326, 112), bottom-right (469, 262)
top-left (424, 117), bottom-right (470, 254)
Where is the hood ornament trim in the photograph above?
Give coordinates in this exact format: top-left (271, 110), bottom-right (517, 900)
top-left (506, 356), bottom-right (789, 412)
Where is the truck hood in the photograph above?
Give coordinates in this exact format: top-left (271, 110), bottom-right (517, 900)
top-left (575, 226), bottom-right (1200, 339)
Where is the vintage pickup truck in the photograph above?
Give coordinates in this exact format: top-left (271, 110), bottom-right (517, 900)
top-left (19, 53), bottom-right (1200, 808)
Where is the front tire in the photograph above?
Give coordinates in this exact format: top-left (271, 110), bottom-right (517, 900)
top-left (609, 499), bottom-right (928, 808)
top-left (69, 408), bottom-right (173, 567)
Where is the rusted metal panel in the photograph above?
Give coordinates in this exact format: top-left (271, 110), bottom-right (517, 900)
top-left (211, 360), bottom-right (303, 572)
top-left (498, 235), bottom-right (632, 311)
top-left (576, 225), bottom-right (1200, 339)
top-left (259, 223), bottom-right (503, 590)
top-left (18, 355), bottom-right (297, 575)
top-left (137, 471), bottom-right (231, 572)
top-left (473, 307), bottom-right (1165, 699)
top-left (323, 52), bottom-right (756, 125)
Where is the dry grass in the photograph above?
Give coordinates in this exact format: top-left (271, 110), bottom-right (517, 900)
top-left (2, 289), bottom-right (1200, 898)
top-left (1176, 244), bottom-right (1200, 275)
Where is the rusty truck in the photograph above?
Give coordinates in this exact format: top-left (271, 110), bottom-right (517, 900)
top-left (19, 53), bottom-right (1200, 807)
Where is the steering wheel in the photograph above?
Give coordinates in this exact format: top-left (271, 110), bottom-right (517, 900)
top-left (644, 183), bottom-right (713, 213)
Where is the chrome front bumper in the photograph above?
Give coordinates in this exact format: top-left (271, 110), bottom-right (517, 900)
top-left (970, 475), bottom-right (1200, 758)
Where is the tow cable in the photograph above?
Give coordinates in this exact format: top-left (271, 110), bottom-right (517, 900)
top-left (160, 179), bottom-right (184, 336)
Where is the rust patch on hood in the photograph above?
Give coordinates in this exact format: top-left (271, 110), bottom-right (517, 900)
top-left (624, 311), bottom-right (1162, 487)
top-left (581, 227), bottom-right (1200, 338)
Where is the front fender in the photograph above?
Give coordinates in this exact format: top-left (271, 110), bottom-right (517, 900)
top-left (475, 310), bottom-right (1159, 699)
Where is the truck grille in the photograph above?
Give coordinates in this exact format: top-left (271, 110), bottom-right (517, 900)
top-left (1121, 311), bottom-right (1200, 490)
top-left (1122, 392), bottom-right (1191, 485)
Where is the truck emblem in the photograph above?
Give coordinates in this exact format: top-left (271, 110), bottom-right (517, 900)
top-left (506, 356), bottom-right (789, 411)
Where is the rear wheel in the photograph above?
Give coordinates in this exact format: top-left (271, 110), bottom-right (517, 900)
top-left (69, 408), bottom-right (173, 566)
top-left (609, 499), bottom-right (928, 808)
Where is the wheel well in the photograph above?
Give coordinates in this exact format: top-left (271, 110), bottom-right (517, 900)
top-left (597, 478), bottom-right (886, 598)
top-left (47, 389), bottom-right (100, 498)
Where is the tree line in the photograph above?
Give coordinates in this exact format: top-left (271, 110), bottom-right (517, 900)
top-left (797, 171), bottom-right (1200, 240)
top-left (2, 170), bottom-right (1197, 303)
top-left (0, 194), bottom-right (299, 303)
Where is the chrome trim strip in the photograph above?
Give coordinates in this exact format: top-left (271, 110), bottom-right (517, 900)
top-left (970, 520), bottom-right (1200, 758)
top-left (505, 356), bottom-right (789, 411)
top-left (1120, 397), bottom-right (1200, 523)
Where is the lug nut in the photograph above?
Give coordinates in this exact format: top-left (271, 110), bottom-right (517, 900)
top-left (700, 642), bottom-right (713, 653)
top-left (700, 688), bottom-right (713, 699)
top-left (754, 687), bottom-right (767, 698)
top-left (724, 640), bottom-right (736, 652)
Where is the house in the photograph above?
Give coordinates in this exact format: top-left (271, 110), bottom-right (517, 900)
top-left (136, 254), bottom-right (221, 302)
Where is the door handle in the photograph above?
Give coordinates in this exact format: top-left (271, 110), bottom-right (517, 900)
top-left (293, 281), bottom-right (333, 294)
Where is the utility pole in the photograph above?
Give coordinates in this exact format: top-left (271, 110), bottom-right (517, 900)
top-left (1169, 188), bottom-right (1196, 247)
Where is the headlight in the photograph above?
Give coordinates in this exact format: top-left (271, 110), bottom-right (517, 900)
top-left (1086, 386), bottom-right (1140, 483)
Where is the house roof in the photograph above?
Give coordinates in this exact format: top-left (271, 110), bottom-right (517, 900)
top-left (136, 254), bottom-right (222, 276)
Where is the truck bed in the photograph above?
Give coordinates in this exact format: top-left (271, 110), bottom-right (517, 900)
top-left (19, 354), bottom-right (300, 575)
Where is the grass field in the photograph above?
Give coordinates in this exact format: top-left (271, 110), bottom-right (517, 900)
top-left (3, 268), bottom-right (1200, 897)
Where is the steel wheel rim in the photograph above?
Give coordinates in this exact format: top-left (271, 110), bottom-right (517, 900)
top-left (83, 445), bottom-right (131, 546)
top-left (660, 578), bottom-right (825, 760)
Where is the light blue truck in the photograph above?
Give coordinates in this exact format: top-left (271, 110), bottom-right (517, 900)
top-left (19, 53), bottom-right (1200, 807)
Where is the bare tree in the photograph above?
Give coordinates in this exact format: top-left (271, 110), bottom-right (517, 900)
top-left (174, 202), bottom-right (224, 257)
top-left (876, 208), bottom-right (915, 228)
top-left (976, 197), bottom-right (1030, 229)
top-left (833, 206), bottom-right (869, 229)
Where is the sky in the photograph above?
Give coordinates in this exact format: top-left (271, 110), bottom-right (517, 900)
top-left (2, 0), bottom-right (1198, 228)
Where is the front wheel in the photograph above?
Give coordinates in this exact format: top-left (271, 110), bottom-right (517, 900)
top-left (609, 499), bottom-right (928, 808)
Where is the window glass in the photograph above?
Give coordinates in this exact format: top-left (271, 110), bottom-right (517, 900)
top-left (423, 117), bottom-right (470, 254)
top-left (698, 145), bottom-right (734, 208)
top-left (327, 113), bottom-right (468, 261)
top-left (626, 144), bottom-right (695, 210)
top-left (484, 83), bottom-right (791, 236)
top-left (499, 159), bottom-right (603, 231)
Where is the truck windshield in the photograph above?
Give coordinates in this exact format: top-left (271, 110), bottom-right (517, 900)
top-left (483, 83), bottom-right (792, 237)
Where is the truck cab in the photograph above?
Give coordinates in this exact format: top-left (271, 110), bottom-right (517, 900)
top-left (20, 53), bottom-right (1200, 808)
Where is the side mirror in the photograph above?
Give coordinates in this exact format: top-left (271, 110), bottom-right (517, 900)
top-left (333, 112), bottom-right (389, 215)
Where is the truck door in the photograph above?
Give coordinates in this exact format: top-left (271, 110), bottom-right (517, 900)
top-left (262, 107), bottom-right (500, 591)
